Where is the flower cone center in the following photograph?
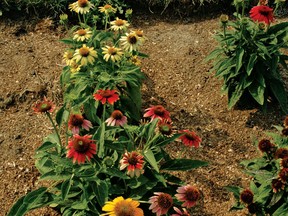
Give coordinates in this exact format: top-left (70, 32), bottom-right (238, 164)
top-left (78, 0), bottom-right (88, 7)
top-left (184, 133), bottom-right (195, 141)
top-left (127, 155), bottom-right (138, 166)
top-left (67, 51), bottom-right (74, 59)
top-left (77, 29), bottom-right (87, 36)
top-left (185, 188), bottom-right (200, 201)
top-left (115, 19), bottom-right (125, 26)
top-left (101, 91), bottom-right (113, 98)
top-left (127, 35), bottom-right (137, 44)
top-left (157, 194), bottom-right (173, 209)
top-left (73, 139), bottom-right (90, 153)
top-left (153, 106), bottom-right (165, 116)
top-left (71, 114), bottom-right (84, 126)
top-left (108, 47), bottom-right (117, 55)
top-left (40, 103), bottom-right (51, 112)
top-left (159, 124), bottom-right (172, 135)
top-left (135, 30), bottom-right (143, 37)
top-left (114, 201), bottom-right (135, 216)
top-left (79, 47), bottom-right (90, 57)
top-left (112, 110), bottom-right (123, 120)
top-left (104, 4), bottom-right (112, 9)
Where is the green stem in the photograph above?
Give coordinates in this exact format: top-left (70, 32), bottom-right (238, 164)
top-left (46, 112), bottom-right (62, 153)
top-left (77, 13), bottom-right (82, 24)
top-left (105, 15), bottom-right (108, 31)
top-left (102, 104), bottom-right (106, 123)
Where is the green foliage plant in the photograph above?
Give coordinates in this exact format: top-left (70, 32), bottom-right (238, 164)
top-left (226, 116), bottom-right (288, 215)
top-left (8, 1), bottom-right (207, 215)
top-left (206, 0), bottom-right (288, 113)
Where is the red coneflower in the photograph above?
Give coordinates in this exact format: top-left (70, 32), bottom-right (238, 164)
top-left (149, 192), bottom-right (173, 216)
top-left (120, 151), bottom-right (144, 177)
top-left (240, 189), bottom-right (254, 204)
top-left (66, 134), bottom-right (96, 164)
top-left (272, 178), bottom-right (285, 193)
top-left (284, 116), bottom-right (288, 128)
top-left (249, 5), bottom-right (274, 24)
top-left (68, 113), bottom-right (92, 134)
top-left (275, 148), bottom-right (288, 159)
top-left (179, 130), bottom-right (201, 148)
top-left (175, 185), bottom-right (201, 208)
top-left (171, 207), bottom-right (190, 216)
top-left (281, 157), bottom-right (288, 168)
top-left (156, 119), bottom-right (175, 137)
top-left (258, 139), bottom-right (274, 153)
top-left (279, 168), bottom-right (288, 183)
top-left (93, 89), bottom-right (119, 105)
top-left (32, 96), bottom-right (55, 113)
top-left (143, 105), bottom-right (171, 121)
top-left (105, 110), bottom-right (127, 127)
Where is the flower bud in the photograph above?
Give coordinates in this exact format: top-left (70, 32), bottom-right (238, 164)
top-left (258, 139), bottom-right (273, 153)
top-left (220, 14), bottom-right (229, 24)
top-left (240, 189), bottom-right (254, 204)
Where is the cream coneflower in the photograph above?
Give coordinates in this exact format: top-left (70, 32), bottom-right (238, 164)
top-left (110, 17), bottom-right (130, 31)
top-left (98, 4), bottom-right (117, 14)
top-left (105, 110), bottom-right (127, 127)
top-left (120, 32), bottom-right (141, 52)
top-left (130, 55), bottom-right (141, 66)
top-left (131, 29), bottom-right (146, 44)
top-left (175, 185), bottom-right (201, 208)
top-left (149, 192), bottom-right (173, 216)
top-left (70, 61), bottom-right (81, 73)
top-left (63, 49), bottom-right (75, 66)
top-left (69, 0), bottom-right (94, 14)
top-left (101, 196), bottom-right (144, 216)
top-left (120, 151), bottom-right (144, 178)
top-left (73, 28), bottom-right (92, 41)
top-left (73, 44), bottom-right (97, 66)
top-left (102, 45), bottom-right (123, 62)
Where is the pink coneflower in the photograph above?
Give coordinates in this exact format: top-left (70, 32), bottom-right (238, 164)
top-left (143, 105), bottom-right (171, 121)
top-left (105, 110), bottom-right (127, 127)
top-left (175, 185), bottom-right (201, 208)
top-left (66, 134), bottom-right (96, 164)
top-left (249, 5), bottom-right (274, 24)
top-left (149, 192), bottom-right (173, 216)
top-left (93, 89), bottom-right (119, 105)
top-left (32, 96), bottom-right (55, 113)
top-left (120, 151), bottom-right (144, 177)
top-left (171, 207), bottom-right (190, 216)
top-left (68, 113), bottom-right (92, 134)
top-left (179, 130), bottom-right (201, 148)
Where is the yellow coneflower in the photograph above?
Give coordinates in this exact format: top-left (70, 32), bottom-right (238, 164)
top-left (130, 55), bottom-right (141, 66)
top-left (120, 32), bottom-right (140, 52)
top-left (73, 44), bottom-right (97, 66)
top-left (102, 46), bottom-right (123, 62)
top-left (63, 49), bottom-right (75, 66)
top-left (73, 28), bottom-right (92, 41)
top-left (101, 196), bottom-right (144, 216)
top-left (110, 17), bottom-right (130, 31)
top-left (131, 29), bottom-right (146, 44)
top-left (98, 4), bottom-right (117, 14)
top-left (69, 0), bottom-right (94, 14)
top-left (70, 61), bottom-right (81, 73)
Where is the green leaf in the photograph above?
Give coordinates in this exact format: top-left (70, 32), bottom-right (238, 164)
top-left (40, 170), bottom-right (71, 181)
top-left (228, 84), bottom-right (245, 109)
top-left (246, 54), bottom-right (257, 76)
top-left (248, 82), bottom-right (265, 105)
top-left (36, 141), bottom-right (57, 152)
top-left (272, 202), bottom-right (288, 216)
top-left (144, 149), bottom-right (159, 172)
top-left (160, 159), bottom-right (208, 171)
top-left (235, 48), bottom-right (244, 73)
top-left (71, 201), bottom-right (88, 210)
top-left (56, 105), bottom-right (69, 126)
top-left (153, 133), bottom-right (182, 148)
top-left (205, 48), bottom-right (224, 62)
top-left (93, 181), bottom-right (108, 206)
top-left (105, 167), bottom-right (129, 179)
top-left (224, 185), bottom-right (242, 199)
top-left (95, 122), bottom-right (105, 158)
top-left (269, 78), bottom-right (288, 113)
top-left (61, 179), bottom-right (72, 200)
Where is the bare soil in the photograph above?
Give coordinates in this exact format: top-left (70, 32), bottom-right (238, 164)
top-left (0, 13), bottom-right (287, 216)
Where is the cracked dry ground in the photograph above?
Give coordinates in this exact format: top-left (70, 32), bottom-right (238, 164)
top-left (0, 14), bottom-right (286, 216)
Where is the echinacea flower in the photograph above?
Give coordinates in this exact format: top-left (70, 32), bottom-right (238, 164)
top-left (249, 5), bottom-right (274, 24)
top-left (179, 130), bottom-right (201, 148)
top-left (259, 0), bottom-right (268, 5)
top-left (68, 113), bottom-right (92, 134)
top-left (240, 189), bottom-right (254, 204)
top-left (120, 151), bottom-right (144, 177)
top-left (73, 44), bottom-right (97, 66)
top-left (131, 29), bottom-right (146, 44)
top-left (282, 128), bottom-right (288, 136)
top-left (279, 168), bottom-right (288, 183)
top-left (120, 32), bottom-right (141, 52)
top-left (247, 203), bottom-right (260, 214)
top-left (156, 119), bottom-right (175, 137)
top-left (69, 61), bottom-right (81, 73)
top-left (219, 14), bottom-right (229, 24)
top-left (275, 148), bottom-right (288, 159)
top-left (258, 139), bottom-right (274, 153)
top-left (105, 110), bottom-right (127, 127)
top-left (272, 178), bottom-right (285, 193)
top-left (32, 96), bottom-right (55, 113)
top-left (98, 4), bottom-right (117, 14)
top-left (73, 28), bottom-right (92, 41)
top-left (171, 207), bottom-right (190, 216)
top-left (63, 49), bottom-right (75, 66)
top-left (102, 46), bottom-right (123, 62)
top-left (110, 18), bottom-right (130, 31)
top-left (93, 89), bottom-right (119, 105)
top-left (69, 0), bottom-right (94, 14)
top-left (281, 157), bottom-right (288, 168)
top-left (175, 185), bottom-right (201, 208)
top-left (101, 196), bottom-right (144, 216)
top-left (66, 134), bottom-right (96, 164)
top-left (130, 55), bottom-right (141, 66)
top-left (284, 116), bottom-right (288, 128)
top-left (143, 105), bottom-right (171, 121)
top-left (149, 192), bottom-right (173, 216)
